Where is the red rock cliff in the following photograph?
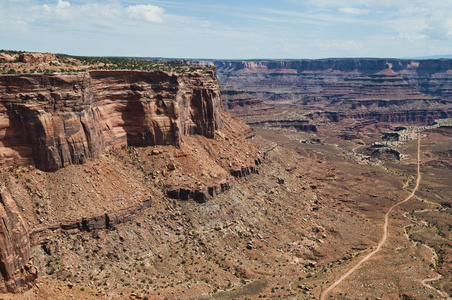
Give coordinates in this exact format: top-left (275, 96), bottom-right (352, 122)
top-left (0, 68), bottom-right (222, 171)
top-left (0, 185), bottom-right (36, 293)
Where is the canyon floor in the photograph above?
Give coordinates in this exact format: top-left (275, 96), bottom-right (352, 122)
top-left (256, 122), bottom-right (451, 299)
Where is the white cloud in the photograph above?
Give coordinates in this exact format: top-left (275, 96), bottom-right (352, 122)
top-left (305, 0), bottom-right (395, 8)
top-left (57, 0), bottom-right (70, 9)
top-left (3, 1), bottom-right (166, 27)
top-left (339, 8), bottom-right (369, 15)
top-left (396, 33), bottom-right (428, 42)
top-left (126, 5), bottom-right (165, 23)
top-left (40, 0), bottom-right (74, 21)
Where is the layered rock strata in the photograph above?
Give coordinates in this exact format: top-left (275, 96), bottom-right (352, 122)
top-left (0, 67), bottom-right (223, 293)
top-left (167, 155), bottom-right (264, 202)
top-left (229, 156), bottom-right (263, 178)
top-left (221, 88), bottom-right (279, 120)
top-left (30, 197), bottom-right (153, 244)
top-left (0, 69), bottom-right (222, 171)
top-left (212, 59), bottom-right (452, 101)
top-left (166, 179), bottom-right (234, 203)
top-left (210, 60), bottom-right (452, 129)
top-left (0, 185), bottom-right (36, 293)
top-left (247, 119), bottom-right (317, 133)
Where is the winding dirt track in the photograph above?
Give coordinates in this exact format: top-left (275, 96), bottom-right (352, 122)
top-left (320, 133), bottom-right (422, 300)
top-left (352, 140), bottom-right (366, 154)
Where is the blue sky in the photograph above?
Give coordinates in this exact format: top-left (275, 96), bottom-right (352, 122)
top-left (1, 0), bottom-right (452, 59)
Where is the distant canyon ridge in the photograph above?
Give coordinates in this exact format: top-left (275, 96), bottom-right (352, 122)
top-left (193, 59), bottom-right (452, 136)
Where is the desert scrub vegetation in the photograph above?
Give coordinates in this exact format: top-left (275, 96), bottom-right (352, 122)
top-left (55, 54), bottom-right (201, 73)
top-left (1, 50), bottom-right (204, 74)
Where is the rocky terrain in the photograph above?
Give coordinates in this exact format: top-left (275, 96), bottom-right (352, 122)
top-left (0, 52), bottom-right (450, 299)
top-left (0, 53), bottom-right (226, 295)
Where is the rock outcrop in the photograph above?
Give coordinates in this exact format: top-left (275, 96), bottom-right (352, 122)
top-left (166, 179), bottom-right (234, 203)
top-left (0, 185), bottom-right (36, 293)
top-left (17, 53), bottom-right (58, 64)
top-left (0, 54), bottom-right (15, 63)
top-left (230, 156), bottom-right (263, 178)
top-left (247, 119), bottom-right (317, 133)
top-left (30, 197), bottom-right (153, 243)
top-left (221, 88), bottom-right (279, 120)
top-left (0, 69), bottom-right (222, 171)
top-left (0, 66), bottom-right (223, 293)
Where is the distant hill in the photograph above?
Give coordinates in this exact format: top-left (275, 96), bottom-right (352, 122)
top-left (409, 54), bottom-right (452, 59)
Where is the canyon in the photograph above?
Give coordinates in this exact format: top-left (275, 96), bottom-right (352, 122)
top-left (211, 59), bottom-right (452, 137)
top-left (0, 52), bottom-right (450, 299)
top-left (210, 58), bottom-right (452, 299)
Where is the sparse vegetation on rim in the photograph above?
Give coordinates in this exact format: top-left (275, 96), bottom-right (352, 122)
top-left (0, 50), bottom-right (203, 74)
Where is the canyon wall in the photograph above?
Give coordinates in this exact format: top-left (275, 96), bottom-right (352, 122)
top-left (0, 67), bottom-right (223, 293)
top-left (0, 185), bottom-right (36, 293)
top-left (220, 88), bottom-right (279, 120)
top-left (209, 59), bottom-right (452, 127)
top-left (212, 59), bottom-right (452, 102)
top-left (0, 69), bottom-right (222, 171)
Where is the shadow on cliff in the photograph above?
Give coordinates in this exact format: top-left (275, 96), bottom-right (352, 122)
top-left (123, 92), bottom-right (167, 147)
top-left (2, 104), bottom-right (35, 168)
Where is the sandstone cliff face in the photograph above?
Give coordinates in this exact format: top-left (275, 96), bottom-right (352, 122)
top-left (0, 67), bottom-right (223, 294)
top-left (213, 59), bottom-right (452, 102)
top-left (220, 88), bottom-right (279, 120)
top-left (0, 69), bottom-right (222, 171)
top-left (0, 185), bottom-right (36, 293)
top-left (211, 59), bottom-right (452, 128)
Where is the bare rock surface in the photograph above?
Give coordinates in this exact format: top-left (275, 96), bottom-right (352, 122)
top-left (0, 69), bottom-right (222, 171)
top-left (17, 53), bottom-right (58, 64)
top-left (0, 185), bottom-right (36, 293)
top-left (209, 59), bottom-right (452, 139)
top-left (0, 54), bottom-right (16, 63)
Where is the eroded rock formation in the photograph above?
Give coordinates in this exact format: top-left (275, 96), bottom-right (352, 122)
top-left (0, 54), bottom-right (15, 63)
top-left (17, 53), bottom-right (58, 64)
top-left (0, 67), bottom-right (223, 293)
top-left (167, 179), bottom-right (234, 203)
top-left (30, 197), bottom-right (153, 243)
top-left (0, 185), bottom-right (36, 293)
top-left (209, 59), bottom-right (452, 132)
top-left (221, 88), bottom-right (279, 120)
top-left (0, 69), bottom-right (222, 171)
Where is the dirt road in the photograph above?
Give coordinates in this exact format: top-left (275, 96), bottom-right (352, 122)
top-left (320, 133), bottom-right (422, 300)
top-left (352, 140), bottom-right (365, 154)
